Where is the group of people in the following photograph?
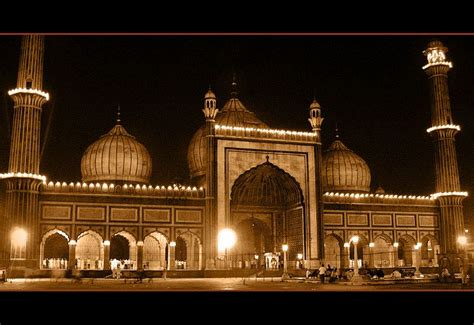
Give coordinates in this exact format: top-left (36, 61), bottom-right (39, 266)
top-left (306, 264), bottom-right (339, 283)
top-left (42, 258), bottom-right (68, 270)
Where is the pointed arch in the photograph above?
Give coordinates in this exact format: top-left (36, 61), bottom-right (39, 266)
top-left (372, 235), bottom-right (393, 268)
top-left (324, 233), bottom-right (343, 269)
top-left (176, 230), bottom-right (203, 270)
top-left (110, 231), bottom-right (137, 269)
top-left (420, 234), bottom-right (440, 266)
top-left (143, 231), bottom-right (168, 270)
top-left (397, 234), bottom-right (416, 267)
top-left (40, 229), bottom-right (70, 270)
top-left (76, 230), bottom-right (104, 270)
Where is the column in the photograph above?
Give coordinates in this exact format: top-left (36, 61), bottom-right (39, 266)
top-left (103, 240), bottom-right (110, 270)
top-left (137, 241), bottom-right (144, 271)
top-left (169, 241), bottom-right (176, 270)
top-left (198, 244), bottom-right (203, 270)
top-left (369, 243), bottom-right (374, 268)
top-left (68, 240), bottom-right (76, 270)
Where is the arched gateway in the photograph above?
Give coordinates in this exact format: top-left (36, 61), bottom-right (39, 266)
top-left (229, 160), bottom-right (305, 268)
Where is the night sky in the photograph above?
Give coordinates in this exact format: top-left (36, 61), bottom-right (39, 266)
top-left (0, 35), bottom-right (472, 223)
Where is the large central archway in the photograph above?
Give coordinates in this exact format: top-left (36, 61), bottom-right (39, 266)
top-left (230, 159), bottom-right (305, 269)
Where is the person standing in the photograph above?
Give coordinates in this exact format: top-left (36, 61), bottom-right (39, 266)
top-left (318, 264), bottom-right (327, 284)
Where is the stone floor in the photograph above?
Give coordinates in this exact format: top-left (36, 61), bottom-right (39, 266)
top-left (0, 277), bottom-right (472, 291)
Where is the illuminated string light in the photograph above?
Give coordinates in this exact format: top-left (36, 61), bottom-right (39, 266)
top-left (42, 180), bottom-right (205, 197)
top-left (215, 124), bottom-right (316, 138)
top-left (8, 88), bottom-right (50, 101)
top-left (426, 124), bottom-right (460, 133)
top-left (422, 61), bottom-right (453, 70)
top-left (430, 191), bottom-right (468, 200)
top-left (0, 172), bottom-right (46, 183)
top-left (323, 192), bottom-right (434, 201)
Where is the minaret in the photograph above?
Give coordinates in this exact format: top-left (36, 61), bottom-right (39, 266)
top-left (422, 40), bottom-right (466, 258)
top-left (308, 99), bottom-right (324, 262)
top-left (1, 35), bottom-right (48, 270)
top-left (202, 87), bottom-right (218, 269)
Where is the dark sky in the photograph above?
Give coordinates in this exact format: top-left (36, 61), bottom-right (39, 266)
top-left (0, 35), bottom-right (472, 222)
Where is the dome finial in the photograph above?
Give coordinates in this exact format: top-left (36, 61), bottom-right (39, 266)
top-left (116, 104), bottom-right (121, 124)
top-left (266, 155), bottom-right (270, 163)
top-left (335, 122), bottom-right (340, 139)
top-left (231, 72), bottom-right (238, 98)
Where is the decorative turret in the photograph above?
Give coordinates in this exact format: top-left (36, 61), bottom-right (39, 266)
top-left (202, 87), bottom-right (218, 121)
top-left (308, 99), bottom-right (324, 143)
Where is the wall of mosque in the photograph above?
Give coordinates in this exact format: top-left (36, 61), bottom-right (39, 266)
top-left (38, 193), bottom-right (205, 242)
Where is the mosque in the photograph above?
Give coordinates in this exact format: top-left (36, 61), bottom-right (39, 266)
top-left (0, 36), bottom-right (468, 276)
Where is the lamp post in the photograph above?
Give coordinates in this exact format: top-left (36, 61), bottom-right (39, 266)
top-left (282, 244), bottom-right (289, 280)
top-left (350, 236), bottom-right (362, 284)
top-left (414, 242), bottom-right (422, 277)
top-left (344, 242), bottom-right (350, 269)
top-left (218, 228), bottom-right (236, 269)
top-left (10, 227), bottom-right (27, 260)
top-left (458, 235), bottom-right (468, 284)
top-left (297, 253), bottom-right (303, 270)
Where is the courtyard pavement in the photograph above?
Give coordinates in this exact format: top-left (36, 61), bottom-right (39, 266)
top-left (1, 277), bottom-right (472, 323)
top-left (0, 277), bottom-right (473, 291)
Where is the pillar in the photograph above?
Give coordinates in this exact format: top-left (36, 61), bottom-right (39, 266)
top-left (169, 242), bottom-right (176, 270)
top-left (103, 240), bottom-right (110, 270)
top-left (137, 241), bottom-right (144, 271)
top-left (68, 240), bottom-right (76, 270)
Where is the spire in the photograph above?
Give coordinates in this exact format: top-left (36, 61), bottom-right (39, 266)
top-left (231, 73), bottom-right (238, 98)
top-left (335, 122), bottom-right (340, 139)
top-left (116, 104), bottom-right (121, 124)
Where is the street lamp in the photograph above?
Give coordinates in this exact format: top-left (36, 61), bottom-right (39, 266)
top-left (10, 227), bottom-right (27, 260)
top-left (297, 253), bottom-right (303, 269)
top-left (282, 244), bottom-right (289, 280)
top-left (458, 235), bottom-right (468, 284)
top-left (218, 228), bottom-right (236, 269)
top-left (350, 236), bottom-right (362, 283)
top-left (344, 242), bottom-right (350, 269)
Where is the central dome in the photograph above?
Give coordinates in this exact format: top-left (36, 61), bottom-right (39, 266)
top-left (81, 123), bottom-right (152, 184)
top-left (322, 139), bottom-right (371, 192)
top-left (188, 94), bottom-right (269, 179)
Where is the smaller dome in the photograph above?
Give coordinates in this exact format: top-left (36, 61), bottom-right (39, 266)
top-left (81, 123), bottom-right (152, 184)
top-left (309, 99), bottom-right (320, 110)
top-left (322, 139), bottom-right (371, 192)
top-left (427, 40), bottom-right (445, 49)
top-left (204, 88), bottom-right (216, 99)
top-left (375, 186), bottom-right (385, 194)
